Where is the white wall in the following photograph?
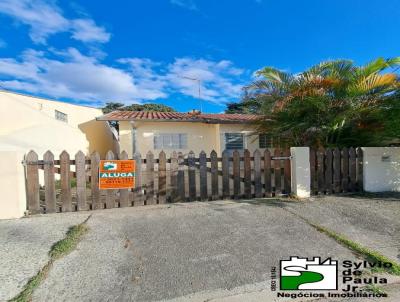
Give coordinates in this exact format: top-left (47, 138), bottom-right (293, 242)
top-left (0, 90), bottom-right (115, 156)
top-left (0, 90), bottom-right (103, 131)
top-left (0, 122), bottom-right (89, 156)
top-left (362, 147), bottom-right (400, 192)
top-left (0, 151), bottom-right (26, 219)
top-left (289, 147), bottom-right (400, 195)
top-left (290, 147), bottom-right (311, 198)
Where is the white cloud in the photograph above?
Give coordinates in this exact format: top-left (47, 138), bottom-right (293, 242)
top-left (118, 58), bottom-right (167, 100)
top-left (170, 0), bottom-right (198, 10)
top-left (166, 58), bottom-right (244, 103)
top-left (0, 48), bottom-right (160, 104)
top-left (70, 19), bottom-right (110, 43)
top-left (0, 48), bottom-right (245, 105)
top-left (0, 0), bottom-right (110, 44)
top-left (0, 0), bottom-right (68, 44)
top-left (0, 1), bottom-right (246, 106)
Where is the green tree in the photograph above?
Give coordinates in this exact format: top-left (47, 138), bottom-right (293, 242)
top-left (102, 102), bottom-right (124, 114)
top-left (123, 103), bottom-right (176, 112)
top-left (244, 57), bottom-right (400, 147)
top-left (225, 92), bottom-right (261, 113)
top-left (101, 102), bottom-right (176, 114)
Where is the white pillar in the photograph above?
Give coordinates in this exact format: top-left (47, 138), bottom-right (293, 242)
top-left (290, 147), bottom-right (311, 198)
top-left (0, 151), bottom-right (27, 219)
top-left (362, 147), bottom-right (400, 192)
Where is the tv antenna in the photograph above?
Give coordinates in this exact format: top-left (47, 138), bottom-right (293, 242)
top-left (181, 76), bottom-right (202, 112)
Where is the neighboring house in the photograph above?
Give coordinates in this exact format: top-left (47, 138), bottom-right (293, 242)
top-left (0, 90), bottom-right (116, 157)
top-left (97, 110), bottom-right (272, 157)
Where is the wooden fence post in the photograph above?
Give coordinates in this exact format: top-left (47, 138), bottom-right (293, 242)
top-left (283, 149), bottom-right (291, 194)
top-left (177, 152), bottom-right (185, 201)
top-left (244, 149), bottom-right (251, 198)
top-left (146, 151), bottom-right (155, 205)
top-left (105, 150), bottom-right (116, 209)
top-left (199, 151), bottom-right (208, 201)
top-left (75, 151), bottom-right (87, 211)
top-left (325, 148), bottom-right (333, 194)
top-left (91, 152), bottom-right (101, 209)
top-left (264, 149), bottom-right (272, 197)
top-left (26, 150), bottom-right (40, 214)
top-left (254, 150), bottom-right (262, 198)
top-left (333, 147), bottom-right (341, 193)
top-left (170, 151), bottom-right (179, 203)
top-left (119, 151), bottom-right (130, 207)
top-left (133, 152), bottom-right (144, 206)
top-left (188, 151), bottom-right (196, 201)
top-left (309, 149), bottom-right (317, 194)
top-left (158, 151), bottom-right (167, 204)
top-left (349, 147), bottom-right (357, 191)
top-left (60, 151), bottom-right (72, 212)
top-left (233, 150), bottom-right (240, 199)
top-left (43, 150), bottom-right (56, 213)
top-left (341, 147), bottom-right (349, 193)
top-left (210, 150), bottom-right (219, 200)
top-left (317, 148), bottom-right (325, 194)
top-left (274, 148), bottom-right (281, 195)
top-left (356, 147), bottom-right (363, 191)
top-left (222, 150), bottom-right (230, 199)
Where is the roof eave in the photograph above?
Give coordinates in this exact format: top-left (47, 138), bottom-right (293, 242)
top-left (96, 117), bottom-right (258, 124)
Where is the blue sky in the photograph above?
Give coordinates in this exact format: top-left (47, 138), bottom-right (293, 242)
top-left (0, 0), bottom-right (399, 112)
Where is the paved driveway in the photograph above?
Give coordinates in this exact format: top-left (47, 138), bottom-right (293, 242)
top-left (31, 200), bottom-right (358, 302)
top-left (1, 195), bottom-right (399, 302)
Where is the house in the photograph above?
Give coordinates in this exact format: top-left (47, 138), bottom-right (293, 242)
top-left (97, 110), bottom-right (272, 157)
top-left (0, 90), bottom-right (116, 157)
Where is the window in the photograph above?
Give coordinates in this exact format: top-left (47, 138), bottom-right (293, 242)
top-left (224, 133), bottom-right (244, 150)
top-left (154, 133), bottom-right (188, 149)
top-left (259, 134), bottom-right (272, 148)
top-left (55, 110), bottom-right (68, 123)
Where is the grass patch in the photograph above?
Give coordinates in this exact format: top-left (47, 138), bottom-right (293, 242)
top-left (305, 220), bottom-right (400, 276)
top-left (9, 263), bottom-right (51, 302)
top-left (50, 223), bottom-right (89, 259)
top-left (9, 217), bottom-right (90, 302)
top-left (364, 284), bottom-right (387, 294)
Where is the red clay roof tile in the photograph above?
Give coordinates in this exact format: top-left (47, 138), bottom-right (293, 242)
top-left (97, 111), bottom-right (261, 123)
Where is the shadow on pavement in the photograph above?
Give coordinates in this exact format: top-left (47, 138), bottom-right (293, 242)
top-left (232, 198), bottom-right (299, 208)
top-left (342, 192), bottom-right (400, 201)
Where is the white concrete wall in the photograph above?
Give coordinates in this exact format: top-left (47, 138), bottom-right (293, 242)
top-left (290, 147), bottom-right (311, 198)
top-left (362, 147), bottom-right (400, 192)
top-left (0, 151), bottom-right (26, 219)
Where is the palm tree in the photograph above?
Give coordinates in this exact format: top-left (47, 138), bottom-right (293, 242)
top-left (245, 57), bottom-right (400, 147)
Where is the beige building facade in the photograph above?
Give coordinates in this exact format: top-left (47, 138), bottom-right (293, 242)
top-left (98, 111), bottom-right (271, 157)
top-left (0, 90), bottom-right (116, 157)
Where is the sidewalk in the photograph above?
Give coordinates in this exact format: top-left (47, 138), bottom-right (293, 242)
top-left (280, 194), bottom-right (400, 263)
top-left (0, 212), bottom-right (89, 301)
